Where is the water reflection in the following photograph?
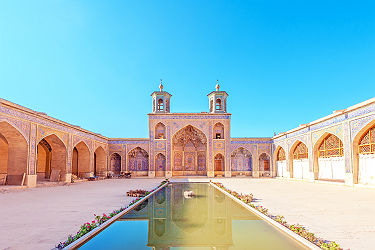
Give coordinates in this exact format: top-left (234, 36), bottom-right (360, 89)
top-left (120, 183), bottom-right (271, 249)
top-left (81, 183), bottom-right (307, 249)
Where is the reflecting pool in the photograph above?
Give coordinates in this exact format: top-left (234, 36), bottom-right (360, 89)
top-left (80, 183), bottom-right (308, 249)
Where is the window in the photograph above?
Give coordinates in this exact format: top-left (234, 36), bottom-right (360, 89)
top-left (157, 99), bottom-right (164, 111)
top-left (155, 123), bottom-right (166, 139)
top-left (216, 99), bottom-right (222, 110)
top-left (318, 134), bottom-right (343, 158)
top-left (213, 123), bottom-right (224, 139)
top-left (276, 147), bottom-right (286, 161)
top-left (359, 126), bottom-right (375, 154)
top-left (293, 142), bottom-right (308, 159)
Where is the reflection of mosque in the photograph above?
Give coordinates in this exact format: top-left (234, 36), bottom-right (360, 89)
top-left (119, 184), bottom-right (258, 249)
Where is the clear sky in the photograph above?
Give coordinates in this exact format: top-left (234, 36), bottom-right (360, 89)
top-left (0, 1), bottom-right (374, 138)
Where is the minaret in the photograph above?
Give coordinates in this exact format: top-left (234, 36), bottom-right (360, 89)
top-left (151, 80), bottom-right (172, 113)
top-left (207, 80), bottom-right (228, 113)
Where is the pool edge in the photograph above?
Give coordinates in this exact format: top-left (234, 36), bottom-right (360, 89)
top-left (209, 181), bottom-right (320, 250)
top-left (63, 181), bottom-right (169, 250)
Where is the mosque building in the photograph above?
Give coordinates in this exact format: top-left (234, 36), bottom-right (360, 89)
top-left (0, 83), bottom-right (374, 187)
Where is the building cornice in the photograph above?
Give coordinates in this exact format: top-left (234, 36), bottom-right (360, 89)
top-left (148, 112), bottom-right (232, 116)
top-left (273, 97), bottom-right (375, 140)
top-left (0, 98), bottom-right (108, 140)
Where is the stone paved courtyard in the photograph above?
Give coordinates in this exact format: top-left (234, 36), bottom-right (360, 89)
top-left (216, 178), bottom-right (375, 250)
top-left (0, 179), bottom-right (161, 250)
top-left (0, 178), bottom-right (374, 249)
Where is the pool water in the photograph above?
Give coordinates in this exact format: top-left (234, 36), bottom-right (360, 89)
top-left (80, 183), bottom-right (308, 249)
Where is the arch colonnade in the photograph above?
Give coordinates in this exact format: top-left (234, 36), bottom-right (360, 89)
top-left (273, 97), bottom-right (375, 186)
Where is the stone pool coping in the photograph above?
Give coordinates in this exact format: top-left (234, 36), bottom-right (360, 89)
top-left (63, 181), bottom-right (169, 249)
top-left (63, 179), bottom-right (318, 249)
top-left (209, 181), bottom-right (320, 250)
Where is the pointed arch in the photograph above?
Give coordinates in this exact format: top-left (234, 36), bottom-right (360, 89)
top-left (289, 140), bottom-right (309, 179)
top-left (313, 133), bottom-right (345, 181)
top-left (0, 121), bottom-right (28, 185)
top-left (72, 141), bottom-right (91, 178)
top-left (38, 132), bottom-right (67, 150)
top-left (155, 122), bottom-right (166, 139)
top-left (259, 153), bottom-right (271, 177)
top-left (94, 146), bottom-right (107, 177)
top-left (110, 153), bottom-right (122, 175)
top-left (36, 134), bottom-right (67, 182)
top-left (213, 122), bottom-right (224, 139)
top-left (353, 118), bottom-right (375, 184)
top-left (231, 147), bottom-right (252, 176)
top-left (214, 153), bottom-right (225, 176)
top-left (73, 140), bottom-right (91, 152)
top-left (128, 147), bottom-right (149, 176)
top-left (172, 125), bottom-right (207, 176)
top-left (157, 98), bottom-right (164, 111)
top-left (274, 146), bottom-right (287, 177)
top-left (155, 153), bottom-right (166, 177)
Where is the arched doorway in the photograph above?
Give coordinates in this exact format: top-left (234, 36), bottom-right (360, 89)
top-left (36, 134), bottom-right (67, 182)
top-left (155, 153), bottom-right (166, 177)
top-left (72, 141), bottom-right (90, 178)
top-left (213, 123), bottom-right (224, 139)
top-left (214, 153), bottom-right (224, 176)
top-left (289, 141), bottom-right (309, 179)
top-left (128, 147), bottom-right (149, 177)
top-left (259, 153), bottom-right (271, 177)
top-left (172, 125), bottom-right (207, 176)
top-left (0, 121), bottom-right (28, 185)
top-left (110, 153), bottom-right (121, 175)
top-left (94, 146), bottom-right (107, 177)
top-left (315, 133), bottom-right (345, 181)
top-left (231, 147), bottom-right (252, 176)
top-left (155, 123), bottom-right (166, 139)
top-left (275, 147), bottom-right (287, 177)
top-left (355, 123), bottom-right (375, 185)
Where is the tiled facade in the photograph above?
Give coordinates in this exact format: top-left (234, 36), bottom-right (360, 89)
top-left (0, 86), bottom-right (374, 187)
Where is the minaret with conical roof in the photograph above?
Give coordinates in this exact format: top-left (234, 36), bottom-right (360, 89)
top-left (207, 80), bottom-right (228, 113)
top-left (151, 80), bottom-right (172, 113)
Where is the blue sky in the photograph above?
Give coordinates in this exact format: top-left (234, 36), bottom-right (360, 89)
top-left (0, 1), bottom-right (374, 138)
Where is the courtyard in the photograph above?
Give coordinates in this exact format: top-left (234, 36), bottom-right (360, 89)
top-left (0, 178), bottom-right (374, 249)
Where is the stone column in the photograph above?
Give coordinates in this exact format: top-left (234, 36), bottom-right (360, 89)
top-left (61, 134), bottom-right (73, 183)
top-left (25, 123), bottom-right (37, 187)
top-left (207, 123), bottom-right (214, 177)
top-left (253, 145), bottom-right (260, 178)
top-left (124, 144), bottom-right (128, 172)
top-left (343, 121), bottom-right (354, 185)
top-left (148, 124), bottom-right (155, 178)
top-left (166, 124), bottom-right (172, 178)
top-left (286, 141), bottom-right (291, 178)
top-left (224, 121), bottom-right (231, 178)
top-left (307, 132), bottom-right (315, 181)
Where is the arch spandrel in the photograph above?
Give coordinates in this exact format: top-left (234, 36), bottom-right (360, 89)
top-left (37, 126), bottom-right (69, 148)
top-left (172, 125), bottom-right (207, 147)
top-left (0, 119), bottom-right (30, 143)
top-left (230, 144), bottom-right (253, 155)
top-left (351, 114), bottom-right (375, 142)
top-left (171, 122), bottom-right (209, 140)
top-left (127, 144), bottom-right (149, 154)
top-left (311, 125), bottom-right (343, 146)
top-left (73, 136), bottom-right (93, 152)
